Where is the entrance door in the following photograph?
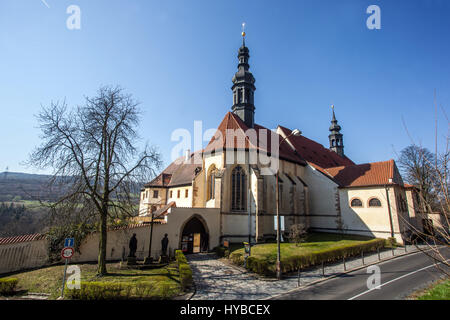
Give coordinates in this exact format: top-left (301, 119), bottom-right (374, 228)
top-left (181, 217), bottom-right (209, 254)
top-left (193, 233), bottom-right (201, 253)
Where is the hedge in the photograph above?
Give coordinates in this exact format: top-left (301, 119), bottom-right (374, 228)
top-left (0, 278), bottom-right (19, 296)
top-left (175, 250), bottom-right (193, 291)
top-left (64, 280), bottom-right (173, 300)
top-left (214, 246), bottom-right (230, 258)
top-left (229, 238), bottom-right (386, 276)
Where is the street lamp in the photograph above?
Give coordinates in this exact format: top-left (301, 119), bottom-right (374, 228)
top-left (276, 128), bottom-right (301, 280)
top-left (144, 211), bottom-right (155, 265)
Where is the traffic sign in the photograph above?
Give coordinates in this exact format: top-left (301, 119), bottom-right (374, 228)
top-left (61, 247), bottom-right (74, 259)
top-left (64, 238), bottom-right (75, 248)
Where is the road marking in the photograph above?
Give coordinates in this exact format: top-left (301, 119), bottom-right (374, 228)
top-left (347, 259), bottom-right (449, 300)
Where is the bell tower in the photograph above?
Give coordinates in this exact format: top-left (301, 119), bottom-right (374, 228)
top-left (329, 105), bottom-right (344, 157)
top-left (231, 23), bottom-right (256, 128)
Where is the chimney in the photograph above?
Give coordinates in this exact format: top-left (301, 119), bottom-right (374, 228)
top-left (185, 149), bottom-right (191, 162)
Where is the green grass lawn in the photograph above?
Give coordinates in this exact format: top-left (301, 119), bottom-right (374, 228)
top-left (2, 261), bottom-right (183, 300)
top-left (417, 279), bottom-right (450, 300)
top-left (228, 233), bottom-right (385, 276)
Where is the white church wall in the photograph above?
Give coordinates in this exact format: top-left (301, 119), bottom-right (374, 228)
top-left (339, 187), bottom-right (405, 244)
top-left (204, 153), bottom-right (224, 208)
top-left (339, 187), bottom-right (392, 236)
top-left (302, 164), bottom-right (340, 231)
top-left (139, 187), bottom-right (167, 216)
top-left (221, 213), bottom-right (257, 243)
top-left (167, 186), bottom-right (193, 207)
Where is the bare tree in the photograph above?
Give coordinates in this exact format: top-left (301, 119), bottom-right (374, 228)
top-left (29, 86), bottom-right (161, 275)
top-left (398, 97), bottom-right (449, 276)
top-left (288, 223), bottom-right (307, 246)
top-left (398, 145), bottom-right (438, 213)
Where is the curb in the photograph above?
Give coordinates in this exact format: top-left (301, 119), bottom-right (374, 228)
top-left (264, 248), bottom-right (429, 300)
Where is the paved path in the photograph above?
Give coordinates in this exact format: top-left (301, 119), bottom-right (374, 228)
top-left (188, 245), bottom-right (432, 300)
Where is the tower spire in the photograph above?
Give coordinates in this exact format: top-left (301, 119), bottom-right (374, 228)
top-left (231, 23), bottom-right (256, 128)
top-left (242, 22), bottom-right (246, 46)
top-left (328, 105), bottom-right (345, 157)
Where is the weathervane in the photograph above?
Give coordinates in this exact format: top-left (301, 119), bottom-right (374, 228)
top-left (242, 22), bottom-right (246, 37)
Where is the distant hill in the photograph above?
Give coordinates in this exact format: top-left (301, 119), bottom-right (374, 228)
top-left (0, 172), bottom-right (61, 202)
top-left (0, 172), bottom-right (143, 202)
top-left (0, 172), bottom-right (53, 181)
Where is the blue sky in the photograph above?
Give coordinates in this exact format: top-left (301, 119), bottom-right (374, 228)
top-left (0, 0), bottom-right (449, 174)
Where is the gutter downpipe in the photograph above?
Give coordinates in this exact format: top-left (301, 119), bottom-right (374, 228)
top-left (385, 185), bottom-right (395, 238)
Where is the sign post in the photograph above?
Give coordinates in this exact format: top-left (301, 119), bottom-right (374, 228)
top-left (60, 239), bottom-right (75, 299)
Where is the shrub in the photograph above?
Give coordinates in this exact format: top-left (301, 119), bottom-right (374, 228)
top-left (65, 282), bottom-right (123, 300)
top-left (65, 281), bottom-right (162, 300)
top-left (175, 250), bottom-right (193, 291)
top-left (386, 237), bottom-right (397, 247)
top-left (0, 278), bottom-right (19, 296)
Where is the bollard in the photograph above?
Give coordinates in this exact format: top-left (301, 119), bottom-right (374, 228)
top-left (405, 245), bottom-right (407, 253)
top-left (322, 261), bottom-right (325, 277)
top-left (377, 247), bottom-right (381, 261)
top-left (392, 247), bottom-right (395, 256)
top-left (343, 257), bottom-right (346, 271)
top-left (297, 268), bottom-right (301, 287)
top-left (361, 251), bottom-right (365, 265)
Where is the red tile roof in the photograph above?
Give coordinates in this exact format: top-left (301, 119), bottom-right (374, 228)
top-left (323, 159), bottom-right (404, 187)
top-left (140, 201), bottom-right (176, 219)
top-left (0, 233), bottom-right (46, 245)
top-left (144, 152), bottom-right (202, 188)
top-left (278, 125), bottom-right (355, 169)
top-left (204, 112), bottom-right (306, 165)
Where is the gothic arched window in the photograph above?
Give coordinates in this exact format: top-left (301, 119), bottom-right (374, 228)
top-left (350, 198), bottom-right (363, 207)
top-left (231, 166), bottom-right (246, 211)
top-left (368, 198), bottom-right (382, 207)
top-left (207, 165), bottom-right (216, 200)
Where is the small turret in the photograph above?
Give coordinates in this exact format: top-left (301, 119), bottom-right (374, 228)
top-left (328, 105), bottom-right (344, 157)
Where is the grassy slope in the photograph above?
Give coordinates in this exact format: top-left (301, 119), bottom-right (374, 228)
top-left (3, 261), bottom-right (182, 299)
top-left (417, 279), bottom-right (450, 300)
top-left (231, 233), bottom-right (378, 263)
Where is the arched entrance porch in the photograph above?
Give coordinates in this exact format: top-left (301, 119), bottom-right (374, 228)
top-left (180, 215), bottom-right (210, 254)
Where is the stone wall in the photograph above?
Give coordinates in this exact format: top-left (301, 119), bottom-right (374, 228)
top-left (0, 239), bottom-right (48, 275)
top-left (0, 207), bottom-right (221, 275)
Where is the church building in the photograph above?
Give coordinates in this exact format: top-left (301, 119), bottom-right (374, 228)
top-left (138, 32), bottom-right (423, 254)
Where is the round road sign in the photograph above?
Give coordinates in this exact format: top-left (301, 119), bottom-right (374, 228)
top-left (61, 247), bottom-right (74, 259)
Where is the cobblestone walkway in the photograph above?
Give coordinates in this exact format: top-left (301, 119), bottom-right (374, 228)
top-left (188, 245), bottom-right (428, 300)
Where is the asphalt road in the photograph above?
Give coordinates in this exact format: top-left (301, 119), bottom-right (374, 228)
top-left (273, 248), bottom-right (449, 300)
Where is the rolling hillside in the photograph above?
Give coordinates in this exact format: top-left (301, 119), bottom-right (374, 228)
top-left (0, 171), bottom-right (66, 202)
